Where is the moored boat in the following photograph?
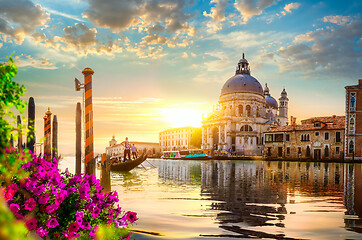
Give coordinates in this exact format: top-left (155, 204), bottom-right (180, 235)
top-left (110, 154), bottom-right (147, 172)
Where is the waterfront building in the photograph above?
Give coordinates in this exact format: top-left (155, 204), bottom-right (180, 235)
top-left (106, 136), bottom-right (161, 157)
top-left (201, 54), bottom-right (288, 155)
top-left (345, 79), bottom-right (362, 160)
top-left (264, 115), bottom-right (345, 160)
top-left (159, 126), bottom-right (195, 151)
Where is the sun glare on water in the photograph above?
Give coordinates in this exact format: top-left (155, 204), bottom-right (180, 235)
top-left (163, 108), bottom-right (203, 128)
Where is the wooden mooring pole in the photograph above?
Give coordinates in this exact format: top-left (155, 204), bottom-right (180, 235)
top-left (76, 102), bottom-right (82, 175)
top-left (27, 97), bottom-right (35, 153)
top-left (52, 115), bottom-right (58, 160)
top-left (17, 115), bottom-right (22, 151)
top-left (43, 108), bottom-right (52, 160)
top-left (100, 153), bottom-right (111, 193)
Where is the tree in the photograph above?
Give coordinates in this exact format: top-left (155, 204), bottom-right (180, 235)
top-left (190, 128), bottom-right (202, 149)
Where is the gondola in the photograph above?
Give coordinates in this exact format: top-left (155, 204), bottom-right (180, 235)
top-left (110, 154), bottom-right (147, 172)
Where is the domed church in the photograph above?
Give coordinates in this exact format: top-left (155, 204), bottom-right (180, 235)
top-left (201, 54), bottom-right (289, 156)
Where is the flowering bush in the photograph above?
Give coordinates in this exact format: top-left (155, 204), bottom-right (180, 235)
top-left (4, 150), bottom-right (137, 239)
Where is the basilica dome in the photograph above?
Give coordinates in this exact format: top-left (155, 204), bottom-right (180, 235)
top-left (221, 74), bottom-right (264, 96)
top-left (265, 95), bottom-right (278, 109)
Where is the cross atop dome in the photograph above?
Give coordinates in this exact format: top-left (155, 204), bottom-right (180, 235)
top-left (236, 53), bottom-right (250, 75)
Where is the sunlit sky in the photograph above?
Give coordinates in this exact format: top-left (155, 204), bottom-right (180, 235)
top-left (0, 0), bottom-right (361, 155)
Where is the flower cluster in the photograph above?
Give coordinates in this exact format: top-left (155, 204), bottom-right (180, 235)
top-left (3, 152), bottom-right (137, 239)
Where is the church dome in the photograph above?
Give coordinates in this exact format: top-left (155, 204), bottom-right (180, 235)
top-left (265, 95), bottom-right (278, 109)
top-left (221, 75), bottom-right (264, 96)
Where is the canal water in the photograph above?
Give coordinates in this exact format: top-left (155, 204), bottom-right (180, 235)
top-left (59, 158), bottom-right (362, 240)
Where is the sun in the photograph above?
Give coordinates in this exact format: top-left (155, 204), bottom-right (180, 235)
top-left (162, 108), bottom-right (203, 128)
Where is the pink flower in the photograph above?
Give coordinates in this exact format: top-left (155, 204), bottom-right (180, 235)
top-left (36, 226), bottom-right (49, 237)
top-left (25, 180), bottom-right (36, 192)
top-left (68, 222), bottom-right (80, 233)
top-left (124, 211), bottom-right (137, 223)
top-left (81, 222), bottom-right (91, 230)
top-left (38, 193), bottom-right (50, 205)
top-left (92, 206), bottom-right (101, 219)
top-left (79, 185), bottom-right (89, 199)
top-left (24, 198), bottom-right (36, 211)
top-left (75, 211), bottom-right (84, 219)
top-left (69, 231), bottom-right (80, 238)
top-left (89, 225), bottom-right (99, 237)
top-left (9, 203), bottom-right (20, 214)
top-left (33, 185), bottom-right (45, 196)
top-left (115, 218), bottom-right (127, 228)
top-left (46, 218), bottom-right (59, 228)
top-left (46, 204), bottom-right (59, 214)
top-left (25, 218), bottom-right (37, 231)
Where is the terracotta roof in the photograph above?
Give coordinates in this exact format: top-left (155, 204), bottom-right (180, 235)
top-left (300, 116), bottom-right (344, 125)
top-left (266, 116), bottom-right (345, 133)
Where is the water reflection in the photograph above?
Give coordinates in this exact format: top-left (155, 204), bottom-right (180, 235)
top-left (155, 160), bottom-right (362, 239)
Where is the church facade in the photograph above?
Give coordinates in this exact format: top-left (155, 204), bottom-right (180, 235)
top-left (201, 55), bottom-right (288, 156)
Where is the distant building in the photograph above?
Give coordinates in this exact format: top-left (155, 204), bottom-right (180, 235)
top-left (264, 116), bottom-right (345, 160)
top-left (105, 136), bottom-right (161, 158)
top-left (201, 54), bottom-right (288, 156)
top-left (159, 126), bottom-right (195, 151)
top-left (345, 79), bottom-right (362, 161)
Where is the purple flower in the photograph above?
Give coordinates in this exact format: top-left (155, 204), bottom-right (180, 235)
top-left (38, 193), bottom-right (50, 205)
top-left (76, 217), bottom-right (83, 226)
top-left (92, 206), bottom-right (101, 219)
top-left (24, 198), bottom-right (36, 211)
top-left (33, 185), bottom-right (46, 196)
top-left (115, 218), bottom-right (128, 228)
top-left (67, 187), bottom-right (76, 195)
top-left (25, 218), bottom-right (37, 231)
top-left (46, 204), bottom-right (58, 214)
top-left (9, 203), bottom-right (20, 214)
top-left (79, 185), bottom-right (90, 199)
top-left (124, 211), bottom-right (138, 223)
top-left (36, 226), bottom-right (49, 237)
top-left (25, 180), bottom-right (36, 192)
top-left (75, 211), bottom-right (84, 219)
top-left (81, 222), bottom-right (91, 230)
top-left (68, 222), bottom-right (80, 233)
top-left (89, 225), bottom-right (99, 237)
top-left (46, 218), bottom-right (59, 228)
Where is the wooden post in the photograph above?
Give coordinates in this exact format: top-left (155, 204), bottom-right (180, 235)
top-left (17, 115), bottom-right (21, 151)
top-left (52, 115), bottom-right (58, 160)
top-left (82, 68), bottom-right (95, 175)
top-left (76, 102), bottom-right (82, 175)
top-left (27, 97), bottom-right (35, 152)
top-left (43, 108), bottom-right (52, 160)
top-left (100, 153), bottom-right (111, 193)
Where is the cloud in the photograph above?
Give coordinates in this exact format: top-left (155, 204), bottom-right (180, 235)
top-left (0, 0), bottom-right (49, 44)
top-left (44, 8), bottom-right (85, 22)
top-left (264, 20), bottom-right (362, 79)
top-left (16, 55), bottom-right (57, 69)
top-left (282, 2), bottom-right (301, 14)
top-left (234, 0), bottom-right (277, 23)
top-left (82, 0), bottom-right (195, 37)
top-left (203, 0), bottom-right (228, 22)
top-left (323, 15), bottom-right (351, 25)
top-left (44, 23), bottom-right (122, 55)
top-left (31, 31), bottom-right (46, 43)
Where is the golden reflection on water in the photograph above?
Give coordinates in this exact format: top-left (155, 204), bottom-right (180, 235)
top-left (60, 158), bottom-right (362, 239)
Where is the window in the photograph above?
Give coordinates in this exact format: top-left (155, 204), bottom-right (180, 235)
top-left (349, 140), bottom-right (354, 154)
top-left (306, 146), bottom-right (311, 157)
top-left (306, 134), bottom-right (310, 141)
top-left (315, 132), bottom-right (320, 137)
top-left (241, 125), bottom-right (253, 132)
top-left (350, 117), bottom-right (355, 132)
top-left (286, 147), bottom-right (290, 155)
top-left (314, 122), bottom-right (321, 127)
top-left (238, 105), bottom-right (243, 116)
top-left (298, 147), bottom-right (302, 154)
top-left (285, 134), bottom-right (290, 142)
top-left (246, 105), bottom-right (251, 117)
top-left (350, 92), bottom-right (356, 111)
top-left (335, 132), bottom-right (341, 143)
top-left (336, 147), bottom-right (340, 154)
top-left (325, 132), bottom-right (329, 140)
top-left (265, 134), bottom-right (273, 142)
top-left (275, 134), bottom-right (283, 142)
top-left (324, 145), bottom-right (329, 158)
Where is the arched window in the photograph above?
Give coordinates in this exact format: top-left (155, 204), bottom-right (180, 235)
top-left (307, 134), bottom-right (310, 141)
top-left (241, 125), bottom-right (253, 132)
top-left (256, 106), bottom-right (260, 117)
top-left (324, 145), bottom-right (329, 158)
top-left (212, 127), bottom-right (219, 145)
top-left (350, 93), bottom-right (356, 110)
top-left (349, 140), bottom-right (354, 155)
top-left (238, 105), bottom-right (243, 116)
top-left (246, 105), bottom-right (251, 117)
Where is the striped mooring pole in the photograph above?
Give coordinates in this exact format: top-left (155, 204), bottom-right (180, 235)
top-left (43, 108), bottom-right (52, 160)
top-left (52, 115), bottom-right (58, 160)
top-left (83, 68), bottom-right (95, 175)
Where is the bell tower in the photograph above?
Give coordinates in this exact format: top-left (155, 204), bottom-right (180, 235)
top-left (235, 53), bottom-right (250, 75)
top-left (278, 88), bottom-right (288, 118)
